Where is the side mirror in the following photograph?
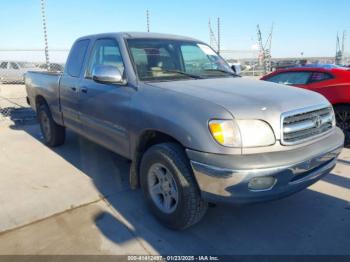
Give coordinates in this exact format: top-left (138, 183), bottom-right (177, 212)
top-left (92, 65), bottom-right (125, 84)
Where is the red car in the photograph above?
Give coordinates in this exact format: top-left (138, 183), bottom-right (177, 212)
top-left (261, 66), bottom-right (350, 143)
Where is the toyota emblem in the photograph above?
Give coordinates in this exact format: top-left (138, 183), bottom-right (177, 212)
top-left (314, 116), bottom-right (322, 128)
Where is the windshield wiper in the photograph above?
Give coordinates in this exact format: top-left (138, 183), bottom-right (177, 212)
top-left (204, 69), bottom-right (241, 77)
top-left (154, 69), bottom-right (203, 79)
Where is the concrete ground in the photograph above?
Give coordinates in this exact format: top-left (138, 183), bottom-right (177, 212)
top-left (0, 85), bottom-right (349, 255)
top-left (0, 121), bottom-right (349, 255)
top-left (0, 84), bottom-right (28, 108)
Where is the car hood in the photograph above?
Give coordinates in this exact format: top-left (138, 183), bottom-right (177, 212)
top-left (147, 77), bottom-right (330, 140)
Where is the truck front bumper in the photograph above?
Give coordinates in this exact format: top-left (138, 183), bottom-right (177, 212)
top-left (186, 128), bottom-right (344, 204)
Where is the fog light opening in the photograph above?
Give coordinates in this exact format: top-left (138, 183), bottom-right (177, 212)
top-left (248, 176), bottom-right (276, 191)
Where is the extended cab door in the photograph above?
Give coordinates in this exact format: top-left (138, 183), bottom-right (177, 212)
top-left (77, 38), bottom-right (133, 158)
top-left (59, 39), bottom-right (90, 132)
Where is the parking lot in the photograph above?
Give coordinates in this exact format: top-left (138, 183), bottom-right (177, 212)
top-left (0, 83), bottom-right (349, 255)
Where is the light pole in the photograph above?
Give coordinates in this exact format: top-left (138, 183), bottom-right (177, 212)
top-left (41, 0), bottom-right (50, 70)
top-left (146, 9), bottom-right (150, 32)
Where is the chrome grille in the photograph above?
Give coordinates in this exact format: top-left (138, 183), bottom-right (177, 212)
top-left (282, 105), bottom-right (334, 145)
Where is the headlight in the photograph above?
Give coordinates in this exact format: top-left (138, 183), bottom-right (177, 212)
top-left (236, 120), bottom-right (275, 147)
top-left (208, 120), bottom-right (241, 147)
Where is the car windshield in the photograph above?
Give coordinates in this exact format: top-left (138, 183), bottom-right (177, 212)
top-left (127, 39), bottom-right (235, 81)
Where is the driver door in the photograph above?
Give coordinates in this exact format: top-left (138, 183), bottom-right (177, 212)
top-left (78, 38), bottom-right (133, 158)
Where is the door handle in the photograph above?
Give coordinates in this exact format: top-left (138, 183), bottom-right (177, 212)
top-left (70, 87), bottom-right (77, 92)
top-left (81, 87), bottom-right (88, 93)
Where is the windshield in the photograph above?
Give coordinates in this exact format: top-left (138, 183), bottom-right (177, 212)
top-left (127, 39), bottom-right (234, 81)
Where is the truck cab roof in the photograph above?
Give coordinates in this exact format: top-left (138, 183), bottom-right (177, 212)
top-left (76, 32), bottom-right (201, 42)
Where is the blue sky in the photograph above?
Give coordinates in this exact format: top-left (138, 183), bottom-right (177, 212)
top-left (1, 0), bottom-right (349, 59)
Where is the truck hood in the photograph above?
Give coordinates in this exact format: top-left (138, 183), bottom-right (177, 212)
top-left (147, 77), bottom-right (330, 140)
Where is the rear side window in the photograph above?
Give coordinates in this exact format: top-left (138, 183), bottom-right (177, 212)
top-left (267, 72), bottom-right (312, 85)
top-left (66, 39), bottom-right (90, 77)
top-left (309, 72), bottom-right (333, 83)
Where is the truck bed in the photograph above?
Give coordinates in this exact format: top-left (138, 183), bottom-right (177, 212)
top-left (25, 70), bottom-right (62, 120)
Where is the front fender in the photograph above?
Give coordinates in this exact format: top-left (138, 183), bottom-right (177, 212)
top-left (128, 84), bottom-right (242, 156)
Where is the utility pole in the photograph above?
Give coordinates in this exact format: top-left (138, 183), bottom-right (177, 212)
top-left (336, 31), bottom-right (346, 65)
top-left (217, 17), bottom-right (221, 54)
top-left (342, 31), bottom-right (346, 65)
top-left (336, 32), bottom-right (340, 65)
top-left (265, 23), bottom-right (274, 73)
top-left (208, 18), bottom-right (221, 53)
top-left (208, 19), bottom-right (218, 51)
top-left (257, 25), bottom-right (264, 68)
top-left (40, 0), bottom-right (50, 70)
top-left (146, 9), bottom-right (150, 32)
top-left (256, 24), bottom-right (274, 73)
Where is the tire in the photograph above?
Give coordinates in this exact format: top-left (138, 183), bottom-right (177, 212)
top-left (140, 143), bottom-right (208, 230)
top-left (37, 103), bottom-right (65, 147)
top-left (334, 104), bottom-right (350, 146)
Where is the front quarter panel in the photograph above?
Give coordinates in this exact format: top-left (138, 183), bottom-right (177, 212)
top-left (128, 83), bottom-right (242, 155)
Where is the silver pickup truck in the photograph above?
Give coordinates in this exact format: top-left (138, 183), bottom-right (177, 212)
top-left (25, 32), bottom-right (344, 229)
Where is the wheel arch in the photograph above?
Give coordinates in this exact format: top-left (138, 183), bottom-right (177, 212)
top-left (129, 129), bottom-right (186, 189)
top-left (333, 103), bottom-right (350, 146)
top-left (333, 102), bottom-right (350, 108)
top-left (35, 95), bottom-right (49, 111)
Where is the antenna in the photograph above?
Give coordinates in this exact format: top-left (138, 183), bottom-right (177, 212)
top-left (146, 9), bottom-right (150, 32)
top-left (40, 0), bottom-right (50, 70)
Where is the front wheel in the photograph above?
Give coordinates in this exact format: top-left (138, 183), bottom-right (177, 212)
top-left (140, 143), bottom-right (208, 230)
top-left (334, 105), bottom-right (350, 146)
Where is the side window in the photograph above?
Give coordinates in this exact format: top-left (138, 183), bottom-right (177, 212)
top-left (0, 62), bottom-right (8, 69)
top-left (86, 38), bottom-right (124, 77)
top-left (10, 62), bottom-right (19, 70)
top-left (66, 39), bottom-right (90, 78)
top-left (267, 72), bottom-right (312, 85)
top-left (309, 72), bottom-right (333, 83)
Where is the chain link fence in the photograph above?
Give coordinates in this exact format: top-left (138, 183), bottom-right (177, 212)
top-left (0, 49), bottom-right (68, 84)
top-left (0, 50), bottom-right (68, 124)
top-left (219, 49), bottom-right (265, 77)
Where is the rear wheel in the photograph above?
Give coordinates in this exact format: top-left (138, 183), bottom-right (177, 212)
top-left (140, 143), bottom-right (208, 230)
top-left (38, 103), bottom-right (65, 147)
top-left (334, 104), bottom-right (350, 146)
